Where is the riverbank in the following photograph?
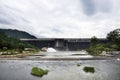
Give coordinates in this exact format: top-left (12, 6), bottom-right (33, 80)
top-left (0, 51), bottom-right (119, 61)
top-left (0, 50), bottom-right (40, 58)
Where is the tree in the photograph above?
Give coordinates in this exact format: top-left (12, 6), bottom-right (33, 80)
top-left (107, 29), bottom-right (120, 44)
top-left (107, 29), bottom-right (120, 50)
top-left (91, 36), bottom-right (98, 46)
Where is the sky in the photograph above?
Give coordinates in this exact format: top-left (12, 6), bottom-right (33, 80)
top-left (0, 0), bottom-right (120, 38)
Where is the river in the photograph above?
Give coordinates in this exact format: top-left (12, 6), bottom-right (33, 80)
top-left (0, 51), bottom-right (120, 80)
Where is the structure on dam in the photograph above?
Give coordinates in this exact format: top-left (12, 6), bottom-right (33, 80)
top-left (20, 38), bottom-right (108, 51)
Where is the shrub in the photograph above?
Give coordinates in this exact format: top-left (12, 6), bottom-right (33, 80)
top-left (31, 67), bottom-right (49, 77)
top-left (87, 44), bottom-right (108, 55)
top-left (83, 66), bottom-right (95, 73)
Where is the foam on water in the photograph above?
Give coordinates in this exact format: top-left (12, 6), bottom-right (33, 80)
top-left (43, 50), bottom-right (93, 59)
top-left (47, 47), bottom-right (57, 52)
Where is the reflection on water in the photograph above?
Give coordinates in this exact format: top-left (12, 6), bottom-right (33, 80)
top-left (0, 60), bottom-right (120, 80)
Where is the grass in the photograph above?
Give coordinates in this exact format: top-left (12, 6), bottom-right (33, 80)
top-left (83, 66), bottom-right (95, 73)
top-left (31, 67), bottom-right (49, 77)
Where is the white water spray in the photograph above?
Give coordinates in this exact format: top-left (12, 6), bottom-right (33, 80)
top-left (47, 47), bottom-right (57, 52)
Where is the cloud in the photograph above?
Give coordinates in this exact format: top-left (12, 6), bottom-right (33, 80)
top-left (0, 0), bottom-right (120, 38)
top-left (81, 0), bottom-right (96, 16)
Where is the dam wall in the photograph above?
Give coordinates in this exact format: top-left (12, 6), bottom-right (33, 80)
top-left (20, 38), bottom-right (108, 51)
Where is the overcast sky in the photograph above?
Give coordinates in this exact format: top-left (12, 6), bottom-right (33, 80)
top-left (0, 0), bottom-right (120, 38)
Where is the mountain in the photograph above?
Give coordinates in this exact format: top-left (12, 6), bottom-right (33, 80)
top-left (0, 29), bottom-right (37, 49)
top-left (0, 29), bottom-right (36, 39)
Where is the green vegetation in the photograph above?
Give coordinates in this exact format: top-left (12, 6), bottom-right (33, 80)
top-left (87, 29), bottom-right (120, 55)
top-left (83, 66), bottom-right (95, 73)
top-left (3, 47), bottom-right (7, 51)
top-left (87, 36), bottom-right (110, 55)
top-left (87, 43), bottom-right (111, 55)
top-left (107, 29), bottom-right (120, 50)
top-left (87, 28), bottom-right (120, 55)
top-left (0, 29), bottom-right (39, 56)
top-left (31, 67), bottom-right (49, 77)
top-left (0, 32), bottom-right (36, 50)
top-left (77, 63), bottom-right (81, 67)
top-left (91, 36), bottom-right (98, 46)
top-left (0, 29), bottom-right (36, 39)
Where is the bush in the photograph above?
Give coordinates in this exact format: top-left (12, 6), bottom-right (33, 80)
top-left (31, 67), bottom-right (49, 77)
top-left (87, 44), bottom-right (109, 55)
top-left (83, 66), bottom-right (95, 73)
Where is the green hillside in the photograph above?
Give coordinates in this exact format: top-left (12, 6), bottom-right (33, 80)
top-left (0, 29), bottom-right (37, 49)
top-left (0, 29), bottom-right (36, 39)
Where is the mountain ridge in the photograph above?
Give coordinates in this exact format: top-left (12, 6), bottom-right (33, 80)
top-left (0, 29), bottom-right (36, 39)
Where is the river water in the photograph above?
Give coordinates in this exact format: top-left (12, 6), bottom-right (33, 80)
top-left (0, 51), bottom-right (120, 80)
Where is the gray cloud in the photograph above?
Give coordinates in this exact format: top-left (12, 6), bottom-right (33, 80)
top-left (81, 0), bottom-right (96, 16)
top-left (51, 27), bottom-right (63, 33)
top-left (0, 17), bottom-right (11, 25)
top-left (0, 0), bottom-right (120, 38)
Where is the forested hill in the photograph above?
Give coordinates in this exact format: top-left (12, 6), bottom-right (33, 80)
top-left (0, 29), bottom-right (36, 39)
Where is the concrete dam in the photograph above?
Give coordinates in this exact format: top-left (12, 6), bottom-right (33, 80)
top-left (20, 38), bottom-right (107, 51)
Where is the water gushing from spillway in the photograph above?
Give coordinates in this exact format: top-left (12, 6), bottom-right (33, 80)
top-left (47, 47), bottom-right (57, 52)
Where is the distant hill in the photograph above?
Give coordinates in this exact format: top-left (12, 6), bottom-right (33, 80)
top-left (0, 29), bottom-right (36, 39)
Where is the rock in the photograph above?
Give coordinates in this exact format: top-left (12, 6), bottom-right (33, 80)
top-left (101, 51), bottom-right (107, 56)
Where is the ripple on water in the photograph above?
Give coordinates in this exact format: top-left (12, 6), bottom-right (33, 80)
top-left (0, 59), bottom-right (120, 80)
